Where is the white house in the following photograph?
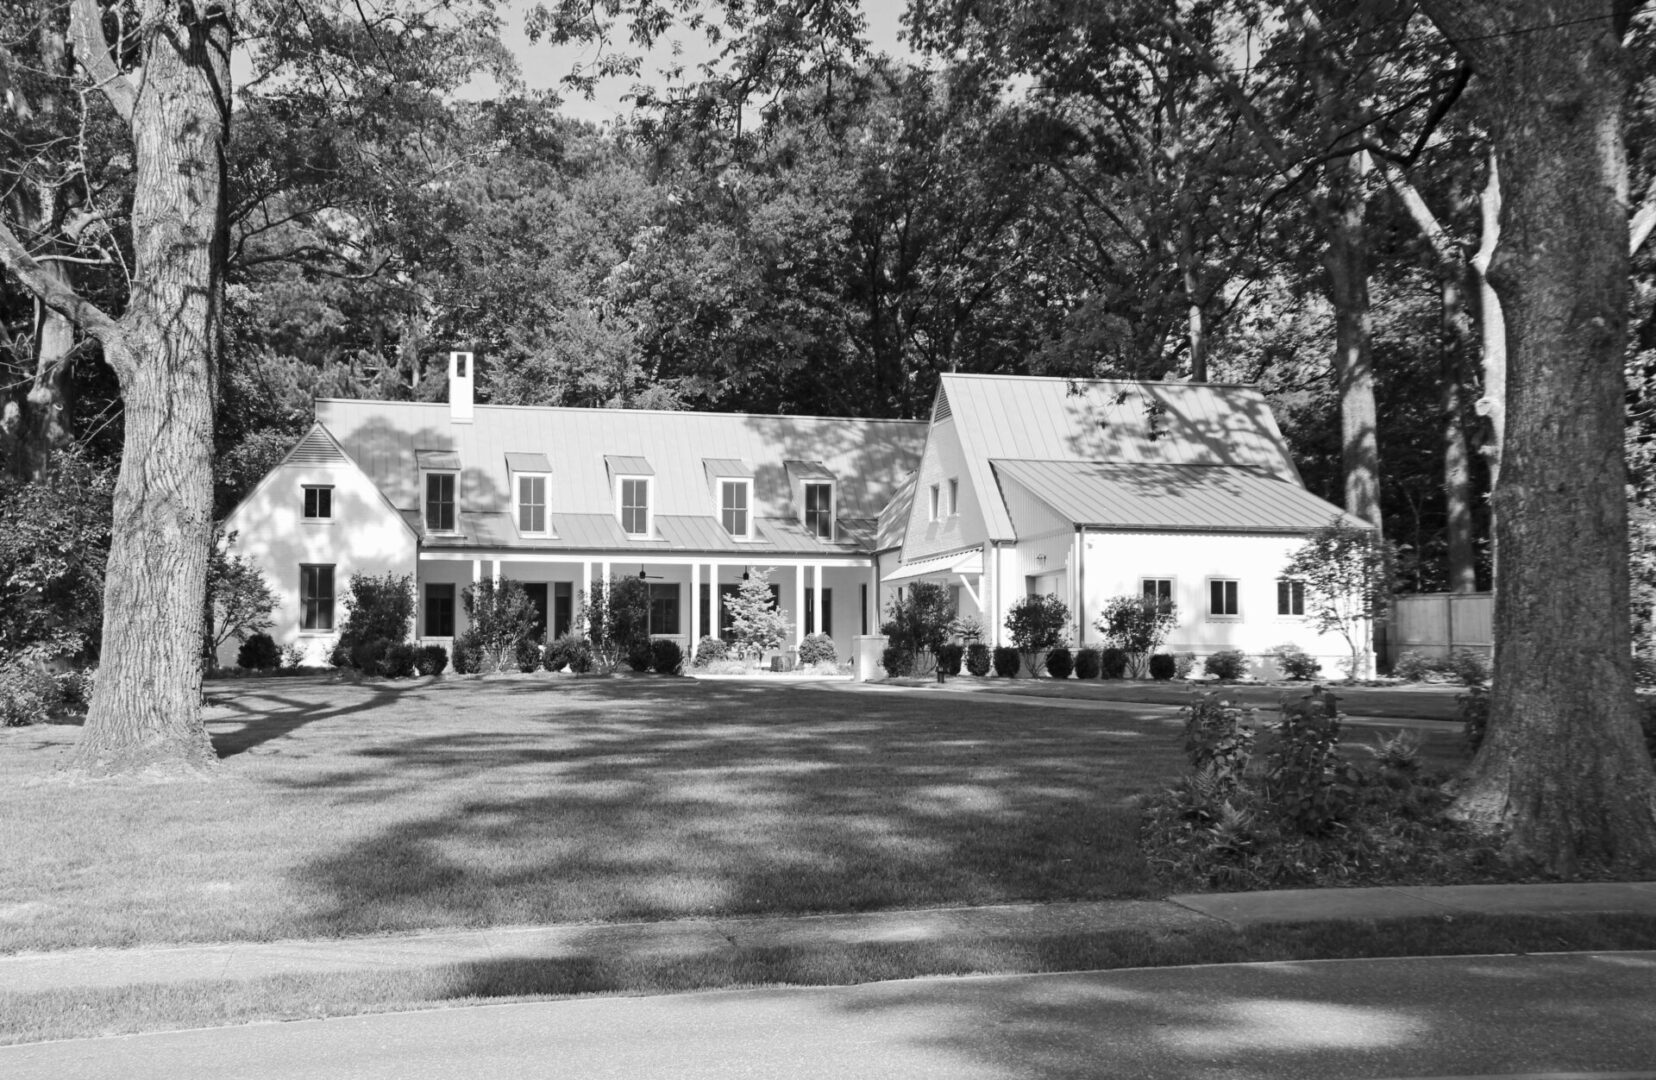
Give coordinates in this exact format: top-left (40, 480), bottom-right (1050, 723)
top-left (873, 373), bottom-right (1371, 675)
top-left (220, 356), bottom-right (1368, 674)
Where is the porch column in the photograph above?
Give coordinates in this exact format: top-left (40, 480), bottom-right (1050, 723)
top-left (691, 561), bottom-right (702, 646)
top-left (794, 562), bottom-right (806, 646)
top-left (580, 559), bottom-right (592, 633)
top-left (492, 559), bottom-right (500, 587)
top-left (812, 563), bottom-right (823, 637)
top-left (601, 559), bottom-right (611, 611)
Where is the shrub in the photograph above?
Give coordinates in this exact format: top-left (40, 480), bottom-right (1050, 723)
top-left (237, 632), bottom-right (282, 671)
top-left (948, 614), bottom-right (985, 643)
top-left (626, 639), bottom-right (656, 672)
top-left (1204, 649), bottom-right (1249, 681)
top-left (651, 638), bottom-right (684, 675)
top-left (1005, 593), bottom-right (1069, 676)
top-left (1094, 594), bottom-right (1179, 677)
top-left (1182, 693), bottom-right (1257, 787)
top-left (936, 642), bottom-right (965, 676)
top-left (464, 578), bottom-right (538, 673)
top-left (1266, 689), bottom-right (1362, 836)
top-left (1100, 647), bottom-right (1129, 679)
top-left (1448, 649), bottom-right (1490, 686)
top-left (1269, 643), bottom-right (1323, 681)
top-left (965, 643), bottom-right (992, 676)
top-left (1393, 650), bottom-right (1438, 681)
top-left (351, 637), bottom-right (391, 674)
top-left (515, 637), bottom-right (544, 673)
top-left (415, 644), bottom-right (448, 676)
top-left (328, 640), bottom-right (350, 668)
top-left (881, 645), bottom-right (915, 678)
top-left (885, 583), bottom-right (955, 659)
top-left (1175, 652), bottom-right (1196, 679)
top-left (1045, 646), bottom-right (1074, 679)
top-left (381, 643), bottom-right (418, 679)
top-left (798, 633), bottom-right (837, 666)
top-left (693, 636), bottom-right (729, 666)
top-left (338, 573), bottom-right (415, 658)
top-left (206, 533), bottom-right (278, 662)
top-left (451, 633), bottom-right (485, 675)
top-left (1459, 684), bottom-right (1491, 754)
top-left (1073, 648), bottom-right (1101, 680)
top-left (544, 634), bottom-right (593, 674)
top-left (280, 642), bottom-right (306, 670)
top-left (55, 668), bottom-right (95, 711)
top-left (0, 660), bottom-right (61, 726)
top-left (1148, 653), bottom-right (1176, 680)
top-left (991, 646), bottom-right (1020, 678)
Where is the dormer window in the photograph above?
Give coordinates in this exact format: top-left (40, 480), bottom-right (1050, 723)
top-left (425, 473), bottom-right (457, 532)
top-left (506, 452), bottom-right (552, 537)
top-left (302, 485), bottom-right (333, 521)
top-left (805, 482), bottom-right (834, 540)
top-left (620, 477), bottom-right (651, 537)
top-left (720, 479), bottom-right (751, 538)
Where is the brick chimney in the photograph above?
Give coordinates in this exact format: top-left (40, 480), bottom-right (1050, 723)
top-left (449, 350), bottom-right (474, 424)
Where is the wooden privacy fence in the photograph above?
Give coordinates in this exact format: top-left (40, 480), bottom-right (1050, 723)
top-left (1381, 592), bottom-right (1494, 668)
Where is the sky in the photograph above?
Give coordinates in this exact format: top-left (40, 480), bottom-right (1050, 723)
top-left (498, 0), bottom-right (916, 126)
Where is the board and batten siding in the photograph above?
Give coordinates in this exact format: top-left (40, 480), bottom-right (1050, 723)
top-left (899, 418), bottom-right (988, 562)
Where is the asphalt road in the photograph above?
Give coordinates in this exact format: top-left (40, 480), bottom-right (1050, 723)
top-left (6, 952), bottom-right (1655, 1079)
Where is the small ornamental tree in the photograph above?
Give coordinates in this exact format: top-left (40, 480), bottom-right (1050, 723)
top-left (205, 532), bottom-right (278, 664)
top-left (339, 573), bottom-right (416, 657)
top-left (884, 581), bottom-right (955, 676)
top-left (579, 575), bottom-right (652, 674)
top-left (462, 578), bottom-right (537, 674)
top-left (1094, 595), bottom-right (1179, 678)
top-left (726, 568), bottom-right (791, 661)
top-left (1005, 593), bottom-right (1070, 676)
top-left (1283, 518), bottom-right (1397, 681)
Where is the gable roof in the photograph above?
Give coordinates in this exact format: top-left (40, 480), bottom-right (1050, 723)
top-left (991, 460), bottom-right (1361, 534)
top-left (939, 374), bottom-right (1304, 540)
top-left (221, 421), bottom-right (418, 540)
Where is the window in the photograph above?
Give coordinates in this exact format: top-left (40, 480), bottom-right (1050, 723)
top-left (620, 477), bottom-right (650, 536)
top-left (805, 589), bottom-right (832, 636)
top-left (425, 473), bottom-right (456, 532)
top-left (300, 565), bottom-right (335, 632)
top-left (929, 483), bottom-right (941, 522)
top-left (1209, 579), bottom-right (1240, 617)
top-left (805, 482), bottom-right (834, 538)
top-left (554, 582), bottom-right (573, 638)
top-left (948, 478), bottom-right (959, 516)
top-left (516, 474), bottom-right (547, 534)
top-left (1142, 578), bottom-right (1174, 610)
top-left (425, 583), bottom-right (455, 637)
top-left (523, 583), bottom-right (549, 639)
top-left (1277, 578), bottom-right (1306, 616)
top-left (720, 480), bottom-right (749, 537)
top-left (302, 485), bottom-right (333, 521)
top-left (649, 583), bottom-right (680, 635)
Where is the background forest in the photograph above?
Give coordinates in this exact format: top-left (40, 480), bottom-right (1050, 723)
top-left (3, 0), bottom-right (1654, 659)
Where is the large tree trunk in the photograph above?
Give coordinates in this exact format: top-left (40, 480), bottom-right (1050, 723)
top-left (1320, 151), bottom-right (1381, 526)
top-left (1440, 272), bottom-right (1477, 593)
top-left (62, 2), bottom-right (228, 776)
top-left (1471, 152), bottom-right (1507, 492)
top-left (1423, 0), bottom-right (1656, 872)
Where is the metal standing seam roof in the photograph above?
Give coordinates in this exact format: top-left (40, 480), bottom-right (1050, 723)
top-left (785, 459), bottom-right (836, 480)
top-left (938, 374), bottom-right (1305, 540)
top-left (603, 454), bottom-right (655, 476)
top-left (413, 511), bottom-right (880, 555)
top-left (505, 452), bottom-right (551, 472)
top-left (990, 460), bottom-right (1362, 534)
top-left (702, 458), bottom-right (755, 477)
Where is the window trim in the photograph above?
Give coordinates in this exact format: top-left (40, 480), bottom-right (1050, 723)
top-left (513, 471), bottom-right (551, 537)
top-left (804, 481), bottom-right (836, 541)
top-left (1207, 577), bottom-right (1241, 620)
top-left (947, 477), bottom-right (959, 516)
top-left (616, 474), bottom-right (653, 538)
top-left (719, 477), bottom-right (754, 540)
top-left (928, 483), bottom-right (941, 522)
top-left (423, 470), bottom-right (459, 534)
top-left (1276, 577), bottom-right (1307, 617)
top-left (299, 563), bottom-right (336, 634)
top-left (1141, 577), bottom-right (1176, 615)
top-left (301, 484), bottom-right (334, 523)
top-left (648, 582), bottom-right (681, 636)
top-left (424, 582), bottom-right (456, 638)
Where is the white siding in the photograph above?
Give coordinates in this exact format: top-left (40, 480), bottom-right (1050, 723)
top-left (900, 418), bottom-right (988, 561)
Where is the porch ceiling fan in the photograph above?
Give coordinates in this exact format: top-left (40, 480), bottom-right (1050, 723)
top-left (635, 566), bottom-right (666, 580)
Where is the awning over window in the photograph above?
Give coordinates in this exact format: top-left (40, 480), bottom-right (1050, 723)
top-left (506, 452), bottom-right (551, 473)
top-left (604, 454), bottom-right (654, 476)
top-left (883, 549), bottom-right (983, 584)
top-left (416, 448), bottom-right (460, 470)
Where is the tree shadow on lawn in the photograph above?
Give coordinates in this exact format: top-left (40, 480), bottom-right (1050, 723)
top-left (208, 683), bottom-right (433, 759)
top-left (275, 679), bottom-right (1184, 938)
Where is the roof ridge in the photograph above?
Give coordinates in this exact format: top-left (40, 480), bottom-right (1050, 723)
top-left (940, 373), bottom-right (1262, 390)
top-left (314, 397), bottom-right (929, 425)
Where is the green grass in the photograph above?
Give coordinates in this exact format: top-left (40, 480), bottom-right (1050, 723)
top-left (7, 913), bottom-right (1654, 1046)
top-left (1, 676), bottom-right (1191, 953)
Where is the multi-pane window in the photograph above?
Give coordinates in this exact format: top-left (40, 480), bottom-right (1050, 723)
top-left (300, 564), bottom-right (335, 632)
top-left (517, 474), bottom-right (547, 534)
top-left (721, 480), bottom-right (749, 537)
top-left (649, 583), bottom-right (680, 635)
top-left (302, 485), bottom-right (333, 520)
top-left (524, 583), bottom-right (549, 639)
top-left (806, 482), bottom-right (834, 538)
top-left (1277, 578), bottom-right (1306, 616)
top-left (554, 582), bottom-right (573, 638)
top-left (425, 473), bottom-right (456, 532)
top-left (425, 583), bottom-right (455, 637)
top-left (620, 478), bottom-right (650, 536)
top-left (1142, 578), bottom-right (1173, 610)
top-left (1209, 579), bottom-right (1240, 617)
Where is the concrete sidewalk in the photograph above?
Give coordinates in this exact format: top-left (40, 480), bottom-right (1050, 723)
top-left (4, 883), bottom-right (1654, 996)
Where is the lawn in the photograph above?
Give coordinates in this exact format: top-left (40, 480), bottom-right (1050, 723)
top-left (2, 676), bottom-right (1202, 954)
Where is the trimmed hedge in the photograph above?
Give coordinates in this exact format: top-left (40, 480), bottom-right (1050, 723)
top-left (1148, 653), bottom-right (1176, 680)
top-left (626, 639), bottom-right (656, 672)
top-left (515, 637), bottom-right (543, 673)
top-left (651, 638), bottom-right (684, 675)
top-left (1045, 647), bottom-right (1073, 679)
top-left (937, 643), bottom-right (965, 676)
top-left (237, 633), bottom-right (281, 671)
top-left (965, 643), bottom-right (991, 677)
top-left (798, 633), bottom-right (837, 666)
top-left (1204, 649), bottom-right (1249, 681)
top-left (1100, 647), bottom-right (1128, 679)
top-left (382, 643), bottom-right (418, 679)
top-left (992, 646), bottom-right (1020, 678)
top-left (693, 636), bottom-right (728, 666)
top-left (1073, 648), bottom-right (1101, 680)
top-left (881, 645), bottom-right (915, 678)
top-left (415, 644), bottom-right (448, 676)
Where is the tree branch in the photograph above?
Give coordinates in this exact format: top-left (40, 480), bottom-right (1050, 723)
top-left (1633, 172), bottom-right (1656, 256)
top-left (69, 0), bottom-right (137, 125)
top-left (1374, 154), bottom-right (1461, 267)
top-left (0, 219), bottom-right (123, 349)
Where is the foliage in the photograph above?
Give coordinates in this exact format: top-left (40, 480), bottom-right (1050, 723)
top-left (965, 643), bottom-right (992, 676)
top-left (1099, 647), bottom-right (1128, 679)
top-left (1004, 593), bottom-right (1069, 676)
top-left (937, 642), bottom-right (965, 676)
top-left (885, 581), bottom-right (956, 658)
top-left (1448, 649), bottom-right (1490, 686)
top-left (0, 452), bottom-right (113, 660)
top-left (626, 638), bottom-right (656, 672)
top-left (1181, 694), bottom-right (1257, 789)
top-left (1395, 649), bottom-right (1490, 685)
top-left (1175, 653), bottom-right (1197, 680)
top-left (464, 578), bottom-right (539, 674)
top-left (280, 643), bottom-right (306, 670)
top-left (799, 633), bottom-right (837, 665)
top-left (415, 644), bottom-right (448, 677)
top-left (1204, 650), bottom-right (1250, 681)
top-left (382, 643), bottom-right (418, 679)
top-left (1073, 648), bottom-right (1101, 680)
top-left (650, 638), bottom-right (684, 675)
top-left (205, 534), bottom-right (278, 660)
top-left (1149, 654), bottom-right (1177, 681)
top-left (1095, 595), bottom-right (1179, 678)
top-left (545, 633), bottom-right (592, 674)
top-left (881, 645), bottom-right (914, 678)
top-left (0, 659), bottom-right (61, 727)
top-left (1267, 690), bottom-right (1363, 837)
top-left (948, 614), bottom-right (986, 642)
top-left (339, 574), bottom-right (415, 658)
top-left (991, 646), bottom-right (1020, 678)
top-left (516, 637), bottom-right (544, 673)
top-left (693, 636), bottom-right (728, 666)
top-left (1459, 685), bottom-right (1491, 755)
top-left (1283, 520), bottom-right (1396, 681)
top-left (1045, 647), bottom-right (1074, 679)
top-left (1269, 643), bottom-right (1322, 682)
top-left (725, 569), bottom-right (791, 660)
top-left (351, 638), bottom-right (391, 674)
top-left (237, 633), bottom-right (281, 671)
top-left (451, 635), bottom-right (485, 675)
